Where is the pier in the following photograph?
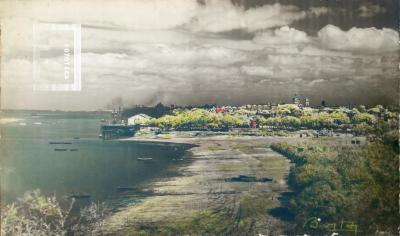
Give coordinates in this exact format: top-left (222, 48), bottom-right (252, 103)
top-left (100, 124), bottom-right (137, 140)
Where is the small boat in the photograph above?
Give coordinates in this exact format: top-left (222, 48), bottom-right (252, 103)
top-left (49, 142), bottom-right (72, 145)
top-left (73, 137), bottom-right (80, 139)
top-left (67, 192), bottom-right (91, 199)
top-left (54, 148), bottom-right (67, 151)
top-left (116, 186), bottom-right (138, 191)
top-left (33, 122), bottom-right (42, 125)
top-left (227, 175), bottom-right (273, 183)
top-left (70, 149), bottom-right (79, 151)
top-left (137, 157), bottom-right (153, 161)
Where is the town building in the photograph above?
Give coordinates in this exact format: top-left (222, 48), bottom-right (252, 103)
top-left (305, 97), bottom-right (310, 107)
top-left (292, 94), bottom-right (300, 106)
top-left (127, 114), bottom-right (152, 125)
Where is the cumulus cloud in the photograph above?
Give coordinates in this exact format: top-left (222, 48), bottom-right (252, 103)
top-left (358, 4), bottom-right (387, 18)
top-left (253, 26), bottom-right (310, 44)
top-left (127, 43), bottom-right (248, 66)
top-left (188, 2), bottom-right (306, 32)
top-left (317, 25), bottom-right (399, 52)
top-left (1, 0), bottom-right (314, 33)
top-left (1, 0), bottom-right (398, 109)
top-left (4, 36), bottom-right (398, 109)
top-left (308, 7), bottom-right (329, 17)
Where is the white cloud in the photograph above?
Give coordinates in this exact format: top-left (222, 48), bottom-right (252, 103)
top-left (82, 28), bottom-right (195, 52)
top-left (253, 26), bottom-right (310, 45)
top-left (3, 36), bottom-right (398, 109)
top-left (0, 0), bottom-right (398, 109)
top-left (127, 43), bottom-right (248, 66)
top-left (358, 4), bottom-right (387, 18)
top-left (1, 0), bottom-right (312, 33)
top-left (308, 7), bottom-right (329, 17)
top-left (187, 2), bottom-right (306, 32)
top-left (308, 79), bottom-right (324, 87)
top-left (240, 65), bottom-right (274, 76)
top-left (35, 0), bottom-right (198, 31)
top-left (317, 25), bottom-right (399, 52)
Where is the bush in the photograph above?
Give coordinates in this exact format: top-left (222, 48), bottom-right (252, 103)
top-left (1, 190), bottom-right (110, 236)
top-left (272, 138), bottom-right (399, 234)
top-left (352, 112), bottom-right (376, 125)
top-left (1, 190), bottom-right (67, 236)
top-left (353, 122), bottom-right (374, 135)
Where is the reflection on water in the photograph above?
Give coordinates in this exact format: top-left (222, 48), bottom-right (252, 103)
top-left (0, 111), bottom-right (190, 207)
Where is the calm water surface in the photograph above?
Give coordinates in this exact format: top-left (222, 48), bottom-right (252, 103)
top-left (0, 111), bottom-right (190, 207)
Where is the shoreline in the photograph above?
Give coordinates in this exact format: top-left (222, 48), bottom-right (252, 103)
top-left (102, 134), bottom-right (298, 235)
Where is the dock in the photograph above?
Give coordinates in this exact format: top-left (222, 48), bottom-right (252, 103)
top-left (100, 124), bottom-right (137, 140)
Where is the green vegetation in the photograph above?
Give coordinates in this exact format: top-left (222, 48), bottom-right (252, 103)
top-left (207, 145), bottom-right (226, 151)
top-left (135, 104), bottom-right (398, 136)
top-left (271, 132), bottom-right (399, 234)
top-left (143, 108), bottom-right (247, 130)
top-left (232, 143), bottom-right (254, 154)
top-left (258, 111), bottom-right (350, 129)
top-left (353, 122), bottom-right (374, 135)
top-left (129, 210), bottom-right (232, 236)
top-left (268, 105), bottom-right (394, 132)
top-left (122, 192), bottom-right (285, 236)
top-left (257, 129), bottom-right (289, 136)
top-left (1, 190), bottom-right (67, 236)
top-left (276, 104), bottom-right (302, 116)
top-left (1, 190), bottom-right (109, 236)
top-left (352, 112), bottom-right (376, 125)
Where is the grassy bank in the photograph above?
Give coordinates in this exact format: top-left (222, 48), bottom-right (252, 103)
top-left (271, 134), bottom-right (399, 235)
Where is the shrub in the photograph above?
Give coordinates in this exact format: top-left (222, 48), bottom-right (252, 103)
top-left (1, 190), bottom-right (110, 236)
top-left (272, 138), bottom-right (399, 234)
top-left (352, 112), bottom-right (376, 125)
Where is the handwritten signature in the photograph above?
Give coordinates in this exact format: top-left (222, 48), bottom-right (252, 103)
top-left (303, 217), bottom-right (359, 235)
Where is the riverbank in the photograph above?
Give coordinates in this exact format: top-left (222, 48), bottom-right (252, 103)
top-left (102, 134), bottom-right (300, 235)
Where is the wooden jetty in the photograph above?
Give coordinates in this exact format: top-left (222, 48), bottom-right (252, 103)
top-left (100, 124), bottom-right (137, 140)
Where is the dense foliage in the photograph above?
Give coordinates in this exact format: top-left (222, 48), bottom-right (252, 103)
top-left (351, 112), bottom-right (376, 125)
top-left (1, 190), bottom-right (109, 236)
top-left (271, 134), bottom-right (399, 234)
top-left (142, 108), bottom-right (247, 129)
top-left (135, 105), bottom-right (396, 135)
top-left (258, 111), bottom-right (351, 129)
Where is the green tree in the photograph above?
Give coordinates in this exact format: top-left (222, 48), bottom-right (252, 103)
top-left (352, 113), bottom-right (376, 125)
top-left (277, 104), bottom-right (301, 116)
top-left (282, 116), bottom-right (301, 128)
top-left (353, 123), bottom-right (374, 135)
top-left (357, 105), bottom-right (367, 113)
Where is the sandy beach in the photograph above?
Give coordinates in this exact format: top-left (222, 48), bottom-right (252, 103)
top-left (102, 134), bottom-right (298, 235)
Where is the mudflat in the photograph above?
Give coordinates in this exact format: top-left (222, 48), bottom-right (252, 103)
top-left (102, 135), bottom-right (298, 235)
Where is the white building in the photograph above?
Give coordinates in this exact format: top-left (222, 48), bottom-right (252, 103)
top-left (127, 114), bottom-right (152, 125)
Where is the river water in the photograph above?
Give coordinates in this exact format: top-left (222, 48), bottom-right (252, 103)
top-left (0, 111), bottom-right (190, 208)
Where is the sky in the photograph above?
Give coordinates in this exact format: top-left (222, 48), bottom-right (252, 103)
top-left (0, 0), bottom-right (399, 110)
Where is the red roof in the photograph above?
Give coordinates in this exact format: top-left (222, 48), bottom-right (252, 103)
top-left (215, 106), bottom-right (224, 113)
